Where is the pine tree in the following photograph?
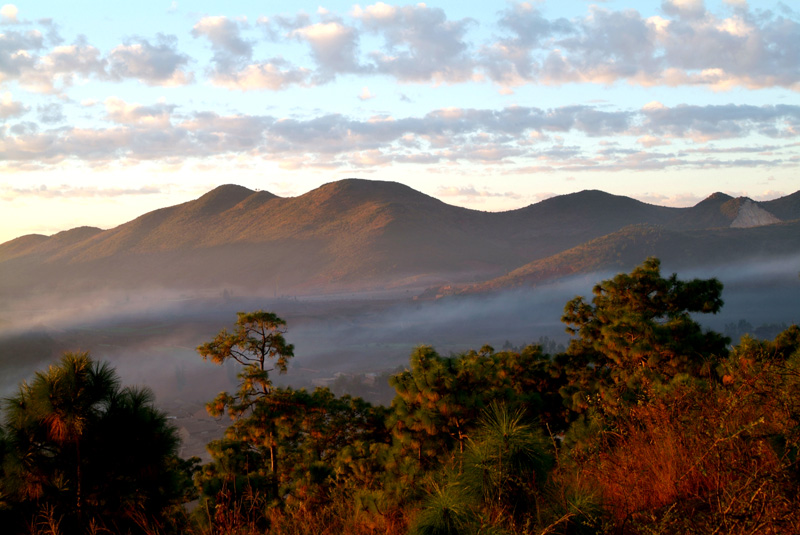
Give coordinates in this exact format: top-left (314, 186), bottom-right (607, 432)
top-left (0, 353), bottom-right (185, 533)
top-left (560, 257), bottom-right (729, 414)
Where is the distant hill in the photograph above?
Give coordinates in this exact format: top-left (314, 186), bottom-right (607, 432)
top-left (455, 221), bottom-right (800, 295)
top-left (762, 190), bottom-right (800, 220)
top-left (668, 193), bottom-right (784, 230)
top-left (1, 180), bottom-right (798, 303)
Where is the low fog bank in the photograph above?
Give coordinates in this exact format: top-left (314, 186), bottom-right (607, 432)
top-left (664, 254), bottom-right (800, 332)
top-left (0, 286), bottom-right (576, 403)
top-left (1, 255), bottom-right (798, 407)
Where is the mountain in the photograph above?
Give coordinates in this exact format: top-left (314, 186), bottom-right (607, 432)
top-left (665, 192), bottom-right (785, 230)
top-left (0, 226), bottom-right (103, 261)
top-left (456, 221), bottom-right (800, 294)
top-left (1, 180), bottom-right (799, 304)
top-left (762, 190), bottom-right (800, 221)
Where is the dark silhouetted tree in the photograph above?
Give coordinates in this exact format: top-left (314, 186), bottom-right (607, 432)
top-left (0, 352), bottom-right (186, 534)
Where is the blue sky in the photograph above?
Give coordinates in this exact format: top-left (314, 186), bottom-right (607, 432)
top-left (0, 0), bottom-right (798, 242)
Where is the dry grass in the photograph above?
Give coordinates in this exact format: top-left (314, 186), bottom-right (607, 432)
top-left (579, 356), bottom-right (800, 534)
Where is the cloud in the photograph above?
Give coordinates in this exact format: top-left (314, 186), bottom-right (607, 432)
top-left (192, 15), bottom-right (310, 90)
top-left (241, 2), bottom-right (800, 91)
top-left (0, 101), bottom-right (797, 174)
top-left (0, 30), bottom-right (44, 79)
top-left (0, 91), bottom-right (25, 117)
top-left (191, 16), bottom-right (252, 62)
top-left (751, 189), bottom-right (786, 201)
top-left (104, 97), bottom-right (175, 128)
top-left (0, 24), bottom-right (183, 92)
top-left (1, 184), bottom-right (162, 200)
top-left (0, 3), bottom-right (797, 98)
top-left (292, 21), bottom-right (361, 81)
top-left (481, 1), bottom-right (800, 91)
top-left (36, 102), bottom-right (63, 123)
top-left (108, 35), bottom-right (193, 86)
top-left (661, 0), bottom-right (706, 20)
top-left (436, 184), bottom-right (522, 199)
top-left (12, 42), bottom-right (106, 93)
top-left (354, 2), bottom-right (477, 83)
top-left (635, 192), bottom-right (706, 207)
top-left (358, 86), bottom-right (374, 100)
top-left (208, 60), bottom-right (310, 91)
top-left (639, 103), bottom-right (800, 141)
top-left (481, 2), bottom-right (573, 85)
top-left (0, 4), bottom-right (17, 24)
top-left (637, 135), bottom-right (672, 147)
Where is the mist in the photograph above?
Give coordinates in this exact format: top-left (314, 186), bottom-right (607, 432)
top-left (2, 254), bottom-right (797, 401)
top-left (1, 254), bottom-right (797, 459)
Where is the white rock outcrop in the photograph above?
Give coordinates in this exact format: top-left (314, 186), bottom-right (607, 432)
top-left (730, 199), bottom-right (781, 228)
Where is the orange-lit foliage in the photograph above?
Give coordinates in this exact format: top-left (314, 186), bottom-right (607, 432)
top-left (577, 338), bottom-right (800, 534)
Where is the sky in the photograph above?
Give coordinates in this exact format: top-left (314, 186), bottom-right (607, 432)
top-left (0, 0), bottom-right (798, 243)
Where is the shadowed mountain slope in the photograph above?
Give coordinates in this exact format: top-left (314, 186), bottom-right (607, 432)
top-left (763, 190), bottom-right (800, 221)
top-left (456, 220), bottom-right (800, 294)
top-left (668, 192), bottom-right (790, 230)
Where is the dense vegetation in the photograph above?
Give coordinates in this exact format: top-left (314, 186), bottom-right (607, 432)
top-left (2, 258), bottom-right (799, 534)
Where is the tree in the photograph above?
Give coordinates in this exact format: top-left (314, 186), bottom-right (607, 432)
top-left (0, 352), bottom-right (187, 534)
top-left (196, 311), bottom-right (391, 529)
top-left (560, 257), bottom-right (729, 414)
top-left (198, 310), bottom-right (295, 485)
top-left (411, 403), bottom-right (554, 535)
top-left (388, 343), bottom-right (563, 482)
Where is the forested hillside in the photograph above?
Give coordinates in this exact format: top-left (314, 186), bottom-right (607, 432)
top-left (2, 258), bottom-right (798, 534)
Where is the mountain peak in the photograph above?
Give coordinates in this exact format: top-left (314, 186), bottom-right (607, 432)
top-left (317, 178), bottom-right (428, 197)
top-left (194, 184), bottom-right (257, 213)
top-left (699, 192), bottom-right (734, 204)
top-left (306, 178), bottom-right (443, 209)
top-left (202, 184), bottom-right (253, 196)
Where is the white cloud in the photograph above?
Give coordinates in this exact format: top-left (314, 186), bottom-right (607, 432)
top-left (1, 184), bottom-right (162, 200)
top-left (292, 21), bottom-right (361, 81)
top-left (17, 43), bottom-right (105, 93)
top-left (0, 102), bottom-right (796, 174)
top-left (481, 2), bottom-right (800, 91)
top-left (104, 97), bottom-right (174, 128)
top-left (358, 86), bottom-right (374, 100)
top-left (661, 0), bottom-right (707, 20)
top-left (636, 135), bottom-right (671, 148)
top-left (0, 4), bottom-right (18, 24)
top-left (0, 91), bottom-right (25, 117)
top-left (210, 61), bottom-right (310, 91)
top-left (436, 184), bottom-right (522, 199)
top-left (192, 16), bottom-right (252, 59)
top-left (356, 2), bottom-right (477, 83)
top-left (351, 3), bottom-right (396, 21)
top-left (193, 15), bottom-right (312, 90)
top-left (0, 3), bottom-right (796, 99)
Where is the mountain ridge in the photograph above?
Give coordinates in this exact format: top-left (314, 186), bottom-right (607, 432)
top-left (1, 180), bottom-right (798, 302)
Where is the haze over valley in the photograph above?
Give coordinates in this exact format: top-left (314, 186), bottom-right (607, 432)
top-left (2, 179), bottom-right (798, 414)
